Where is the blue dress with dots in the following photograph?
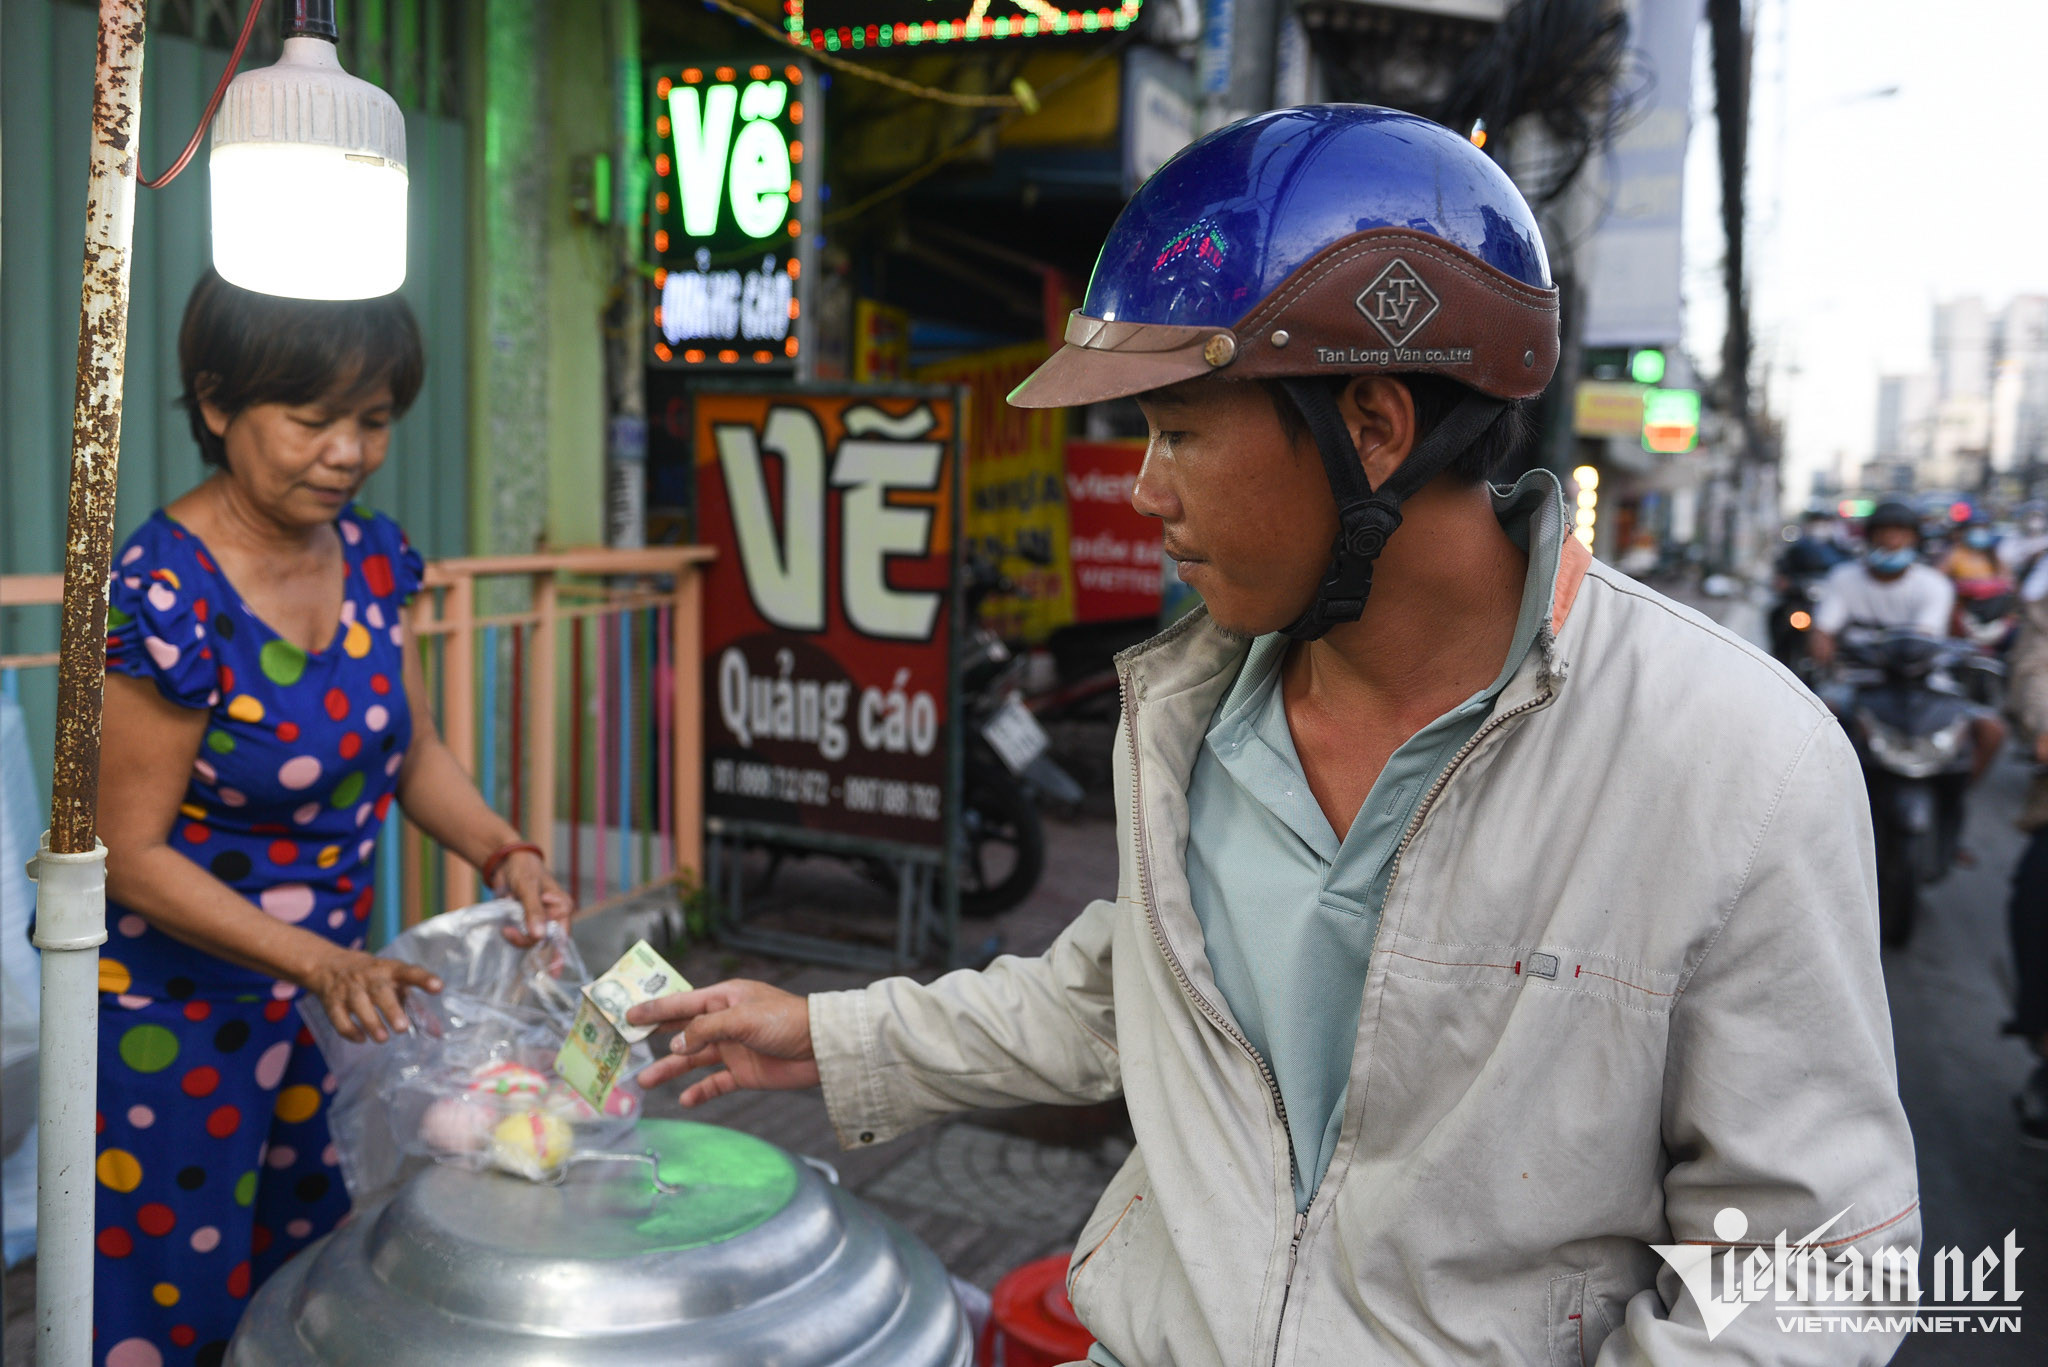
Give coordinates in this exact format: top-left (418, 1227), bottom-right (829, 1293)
top-left (94, 505), bottom-right (421, 1366)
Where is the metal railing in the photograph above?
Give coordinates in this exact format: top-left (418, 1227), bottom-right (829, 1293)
top-left (0, 545), bottom-right (713, 940)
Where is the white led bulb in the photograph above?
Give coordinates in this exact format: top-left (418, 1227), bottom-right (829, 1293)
top-left (209, 36), bottom-right (407, 300)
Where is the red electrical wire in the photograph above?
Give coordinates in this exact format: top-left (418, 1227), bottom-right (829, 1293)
top-left (138, 0), bottom-right (267, 190)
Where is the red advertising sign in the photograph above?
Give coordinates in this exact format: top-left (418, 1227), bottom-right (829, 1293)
top-left (1065, 440), bottom-right (1163, 623)
top-left (694, 388), bottom-right (960, 852)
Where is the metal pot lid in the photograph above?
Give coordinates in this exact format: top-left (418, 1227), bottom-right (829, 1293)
top-left (229, 1119), bottom-right (970, 1367)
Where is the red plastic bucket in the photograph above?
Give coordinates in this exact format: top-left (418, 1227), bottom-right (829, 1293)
top-left (977, 1253), bottom-right (1095, 1367)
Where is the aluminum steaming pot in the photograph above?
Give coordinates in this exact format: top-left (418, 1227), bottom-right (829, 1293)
top-left (227, 1119), bottom-right (970, 1367)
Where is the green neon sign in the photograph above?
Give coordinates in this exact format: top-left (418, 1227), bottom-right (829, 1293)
top-left (649, 61), bottom-right (814, 370)
top-left (668, 79), bottom-right (791, 242)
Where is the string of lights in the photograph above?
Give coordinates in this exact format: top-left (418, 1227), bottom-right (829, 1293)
top-left (703, 0), bottom-right (1035, 109)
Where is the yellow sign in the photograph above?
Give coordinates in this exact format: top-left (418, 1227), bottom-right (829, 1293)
top-left (1573, 380), bottom-right (1647, 438)
top-left (917, 343), bottom-right (1074, 642)
top-left (853, 299), bottom-right (911, 382)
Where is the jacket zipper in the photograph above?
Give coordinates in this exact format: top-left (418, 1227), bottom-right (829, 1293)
top-left (1270, 1209), bottom-right (1310, 1367)
top-left (1118, 667), bottom-right (1299, 1196)
top-left (1384, 681), bottom-right (1555, 891)
top-left (1118, 656), bottom-right (1554, 1367)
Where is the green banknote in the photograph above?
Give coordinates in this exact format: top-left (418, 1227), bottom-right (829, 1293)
top-left (583, 939), bottom-right (691, 1045)
top-left (555, 994), bottom-right (632, 1112)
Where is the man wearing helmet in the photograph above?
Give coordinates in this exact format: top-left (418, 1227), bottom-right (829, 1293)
top-left (1812, 502), bottom-right (2005, 798)
top-left (1809, 500), bottom-right (1955, 669)
top-left (631, 108), bottom-right (1918, 1367)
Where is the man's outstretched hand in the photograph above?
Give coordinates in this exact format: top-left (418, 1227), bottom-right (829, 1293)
top-left (627, 979), bottom-right (821, 1108)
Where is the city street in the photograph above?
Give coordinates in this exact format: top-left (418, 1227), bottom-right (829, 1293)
top-left (1692, 584), bottom-right (2048, 1362)
top-left (1887, 747), bottom-right (2048, 1364)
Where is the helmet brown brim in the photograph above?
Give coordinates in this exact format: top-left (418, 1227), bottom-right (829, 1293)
top-left (1008, 228), bottom-right (1559, 411)
top-left (1007, 315), bottom-right (1234, 410)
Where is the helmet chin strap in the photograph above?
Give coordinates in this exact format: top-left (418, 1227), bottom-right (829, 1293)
top-left (1277, 379), bottom-right (1508, 642)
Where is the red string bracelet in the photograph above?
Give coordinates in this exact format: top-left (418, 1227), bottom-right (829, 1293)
top-left (479, 840), bottom-right (545, 889)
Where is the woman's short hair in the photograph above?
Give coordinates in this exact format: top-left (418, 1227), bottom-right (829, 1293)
top-left (176, 269), bottom-right (425, 468)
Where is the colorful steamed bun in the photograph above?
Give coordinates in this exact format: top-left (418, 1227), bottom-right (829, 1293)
top-left (468, 1061), bottom-right (549, 1098)
top-left (489, 1109), bottom-right (573, 1179)
top-left (418, 1094), bottom-right (497, 1155)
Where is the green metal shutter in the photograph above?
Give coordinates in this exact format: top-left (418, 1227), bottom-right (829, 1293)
top-left (1, 0), bottom-right (470, 805)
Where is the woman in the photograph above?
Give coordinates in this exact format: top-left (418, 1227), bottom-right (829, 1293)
top-left (93, 270), bottom-right (572, 1363)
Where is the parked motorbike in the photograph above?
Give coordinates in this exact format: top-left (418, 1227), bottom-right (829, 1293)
top-left (1824, 629), bottom-right (1979, 946)
top-left (859, 553), bottom-right (1083, 918)
top-left (750, 552), bottom-right (1086, 928)
top-left (948, 554), bottom-right (1086, 914)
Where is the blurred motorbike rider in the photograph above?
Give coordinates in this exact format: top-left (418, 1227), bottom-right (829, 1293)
top-left (1941, 508), bottom-right (2004, 584)
top-left (1771, 508), bottom-right (1849, 667)
top-left (1814, 502), bottom-right (2004, 785)
top-left (1779, 506), bottom-right (1850, 578)
top-left (627, 106), bottom-right (1919, 1366)
top-left (1811, 500), bottom-right (1954, 669)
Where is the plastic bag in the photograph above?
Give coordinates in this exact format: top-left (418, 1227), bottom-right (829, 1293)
top-left (301, 900), bottom-right (652, 1200)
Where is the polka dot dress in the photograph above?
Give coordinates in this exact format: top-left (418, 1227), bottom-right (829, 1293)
top-left (95, 506), bottom-right (421, 1364)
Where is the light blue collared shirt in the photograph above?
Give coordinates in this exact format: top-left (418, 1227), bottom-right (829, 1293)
top-left (1184, 470), bottom-right (1565, 1211)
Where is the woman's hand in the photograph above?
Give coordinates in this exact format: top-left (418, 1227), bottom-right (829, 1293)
top-left (304, 946), bottom-right (442, 1044)
top-left (493, 850), bottom-right (574, 946)
top-left (628, 979), bottom-right (820, 1107)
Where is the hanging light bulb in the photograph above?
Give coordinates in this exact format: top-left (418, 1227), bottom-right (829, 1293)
top-left (208, 1), bottom-right (407, 299)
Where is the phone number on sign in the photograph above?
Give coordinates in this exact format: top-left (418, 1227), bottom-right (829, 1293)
top-left (712, 758), bottom-right (832, 806)
top-left (842, 775), bottom-right (942, 821)
top-left (711, 758), bottom-right (941, 821)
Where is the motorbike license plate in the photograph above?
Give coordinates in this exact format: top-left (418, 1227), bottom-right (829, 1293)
top-left (983, 696), bottom-right (1050, 774)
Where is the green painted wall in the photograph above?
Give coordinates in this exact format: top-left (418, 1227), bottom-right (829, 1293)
top-left (543, 2), bottom-right (615, 553)
top-left (0, 0), bottom-right (470, 805)
top-left (466, 0), bottom-right (616, 559)
top-left (468, 0), bottom-right (549, 563)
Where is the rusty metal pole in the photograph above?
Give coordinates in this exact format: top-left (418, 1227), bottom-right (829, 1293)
top-left (49, 7), bottom-right (146, 851)
top-left (35, 3), bottom-right (148, 1363)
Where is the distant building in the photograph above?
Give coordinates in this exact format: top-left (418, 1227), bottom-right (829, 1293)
top-left (1935, 297), bottom-right (1993, 401)
top-left (1992, 295), bottom-right (2048, 477)
top-left (1874, 295), bottom-right (2048, 492)
top-left (1875, 373), bottom-right (1934, 465)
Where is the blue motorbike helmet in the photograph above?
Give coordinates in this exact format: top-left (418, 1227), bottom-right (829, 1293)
top-left (1011, 105), bottom-right (1561, 639)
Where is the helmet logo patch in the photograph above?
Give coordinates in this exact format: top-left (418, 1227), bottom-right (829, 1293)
top-left (1356, 259), bottom-right (1440, 347)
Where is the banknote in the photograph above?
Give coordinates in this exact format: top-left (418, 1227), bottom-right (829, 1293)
top-left (583, 939), bottom-right (691, 1045)
top-left (554, 994), bottom-right (633, 1113)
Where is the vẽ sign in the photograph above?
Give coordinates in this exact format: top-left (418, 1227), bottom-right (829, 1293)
top-left (648, 62), bottom-right (817, 371)
top-left (694, 389), bottom-right (961, 852)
